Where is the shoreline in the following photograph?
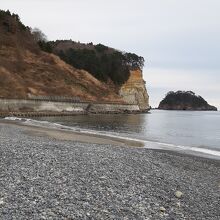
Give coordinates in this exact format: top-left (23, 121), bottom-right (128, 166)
top-left (0, 120), bottom-right (144, 148)
top-left (1, 119), bottom-right (220, 162)
top-left (0, 109), bottom-right (150, 118)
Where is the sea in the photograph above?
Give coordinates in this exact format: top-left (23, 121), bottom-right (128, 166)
top-left (5, 110), bottom-right (220, 159)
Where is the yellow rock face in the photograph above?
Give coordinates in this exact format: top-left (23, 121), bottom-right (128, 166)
top-left (119, 69), bottom-right (150, 110)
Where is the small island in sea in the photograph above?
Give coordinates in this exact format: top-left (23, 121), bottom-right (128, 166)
top-left (158, 91), bottom-right (217, 111)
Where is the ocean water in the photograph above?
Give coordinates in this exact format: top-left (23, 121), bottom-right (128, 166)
top-left (4, 110), bottom-right (220, 158)
top-left (34, 110), bottom-right (220, 151)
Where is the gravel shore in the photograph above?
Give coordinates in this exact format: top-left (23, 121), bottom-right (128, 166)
top-left (0, 122), bottom-right (220, 219)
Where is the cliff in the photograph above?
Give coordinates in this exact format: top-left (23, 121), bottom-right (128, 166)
top-left (48, 40), bottom-right (149, 110)
top-left (119, 69), bottom-right (149, 110)
top-left (158, 91), bottom-right (217, 111)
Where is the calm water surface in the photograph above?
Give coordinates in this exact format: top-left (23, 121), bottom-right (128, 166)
top-left (38, 110), bottom-right (220, 151)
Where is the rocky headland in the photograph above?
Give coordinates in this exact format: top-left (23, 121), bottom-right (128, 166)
top-left (158, 91), bottom-right (217, 111)
top-left (0, 10), bottom-right (149, 113)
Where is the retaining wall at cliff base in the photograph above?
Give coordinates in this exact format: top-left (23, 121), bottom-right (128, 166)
top-left (0, 99), bottom-right (141, 116)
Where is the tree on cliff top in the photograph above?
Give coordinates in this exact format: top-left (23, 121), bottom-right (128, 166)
top-left (124, 53), bottom-right (145, 70)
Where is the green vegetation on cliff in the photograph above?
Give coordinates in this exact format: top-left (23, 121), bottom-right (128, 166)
top-left (38, 39), bottom-right (145, 85)
top-left (158, 91), bottom-right (217, 111)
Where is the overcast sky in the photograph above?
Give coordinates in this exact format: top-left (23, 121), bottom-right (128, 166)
top-left (1, 0), bottom-right (220, 108)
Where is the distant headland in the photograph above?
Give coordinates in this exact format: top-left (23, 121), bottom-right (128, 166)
top-left (158, 91), bottom-right (217, 111)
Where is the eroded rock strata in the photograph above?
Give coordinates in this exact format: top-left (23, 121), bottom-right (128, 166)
top-left (119, 69), bottom-right (149, 111)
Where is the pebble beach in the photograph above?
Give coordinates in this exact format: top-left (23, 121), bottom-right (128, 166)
top-left (0, 121), bottom-right (220, 219)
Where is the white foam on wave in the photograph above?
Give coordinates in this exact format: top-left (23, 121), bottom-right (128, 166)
top-left (5, 116), bottom-right (72, 130)
top-left (5, 116), bottom-right (25, 121)
top-left (4, 117), bottom-right (220, 159)
top-left (143, 140), bottom-right (220, 157)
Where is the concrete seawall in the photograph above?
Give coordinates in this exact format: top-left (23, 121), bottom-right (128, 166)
top-left (0, 99), bottom-right (88, 113)
top-left (0, 99), bottom-right (141, 117)
top-left (88, 103), bottom-right (140, 113)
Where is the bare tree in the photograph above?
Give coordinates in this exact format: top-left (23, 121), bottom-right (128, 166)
top-left (31, 27), bottom-right (47, 42)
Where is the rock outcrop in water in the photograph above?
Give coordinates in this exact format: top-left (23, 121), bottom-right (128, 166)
top-left (158, 91), bottom-right (217, 111)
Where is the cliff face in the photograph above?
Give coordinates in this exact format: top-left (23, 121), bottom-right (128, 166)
top-left (119, 69), bottom-right (150, 110)
top-left (158, 91), bottom-right (217, 111)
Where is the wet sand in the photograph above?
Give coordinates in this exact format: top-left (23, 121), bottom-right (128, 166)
top-left (1, 120), bottom-right (144, 147)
